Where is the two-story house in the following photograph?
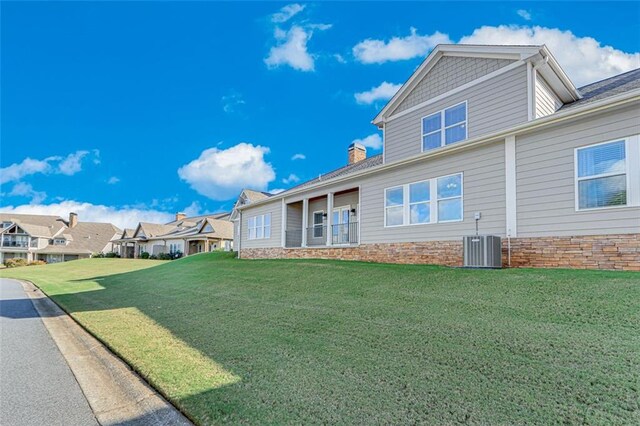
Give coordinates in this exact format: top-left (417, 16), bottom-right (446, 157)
top-left (234, 44), bottom-right (640, 271)
top-left (0, 212), bottom-right (121, 263)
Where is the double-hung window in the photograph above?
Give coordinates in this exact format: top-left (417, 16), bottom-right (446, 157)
top-left (385, 173), bottom-right (463, 226)
top-left (576, 140), bottom-right (628, 210)
top-left (437, 174), bottom-right (463, 222)
top-left (248, 213), bottom-right (271, 240)
top-left (422, 102), bottom-right (467, 152)
top-left (385, 186), bottom-right (404, 226)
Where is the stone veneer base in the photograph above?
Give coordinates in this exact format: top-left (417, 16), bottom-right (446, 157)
top-left (240, 234), bottom-right (640, 271)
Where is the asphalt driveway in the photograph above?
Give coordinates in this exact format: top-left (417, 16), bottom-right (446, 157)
top-left (0, 278), bottom-right (98, 426)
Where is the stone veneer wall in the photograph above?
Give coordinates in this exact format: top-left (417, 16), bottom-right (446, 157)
top-left (240, 234), bottom-right (640, 271)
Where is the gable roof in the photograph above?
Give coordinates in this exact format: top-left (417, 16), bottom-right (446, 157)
top-left (134, 222), bottom-right (176, 239)
top-left (562, 68), bottom-right (640, 111)
top-left (0, 213), bottom-right (66, 237)
top-left (36, 222), bottom-right (121, 254)
top-left (373, 44), bottom-right (580, 125)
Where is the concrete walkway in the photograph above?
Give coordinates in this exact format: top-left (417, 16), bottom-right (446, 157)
top-left (0, 278), bottom-right (98, 426)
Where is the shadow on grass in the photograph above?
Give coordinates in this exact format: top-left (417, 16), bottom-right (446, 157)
top-left (25, 253), bottom-right (640, 424)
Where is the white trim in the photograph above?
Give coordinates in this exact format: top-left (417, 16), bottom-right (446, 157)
top-left (311, 209), bottom-right (325, 239)
top-left (421, 101), bottom-right (468, 152)
top-left (382, 123), bottom-right (386, 164)
top-left (247, 213), bottom-right (271, 240)
top-left (384, 61), bottom-right (525, 124)
top-left (505, 135), bottom-right (517, 237)
top-left (628, 135), bottom-right (640, 206)
top-left (239, 90), bottom-right (640, 211)
top-left (574, 138), bottom-right (631, 211)
top-left (357, 185), bottom-right (362, 245)
top-left (526, 62), bottom-right (534, 121)
top-left (384, 172), bottom-right (463, 227)
top-left (326, 192), bottom-right (334, 245)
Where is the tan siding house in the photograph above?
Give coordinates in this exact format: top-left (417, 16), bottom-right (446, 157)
top-left (235, 44), bottom-right (640, 271)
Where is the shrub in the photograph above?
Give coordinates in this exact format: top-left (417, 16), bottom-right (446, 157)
top-left (149, 254), bottom-right (158, 260)
top-left (105, 252), bottom-right (120, 258)
top-left (157, 253), bottom-right (172, 260)
top-left (92, 252), bottom-right (105, 258)
top-left (140, 251), bottom-right (150, 259)
top-left (28, 260), bottom-right (47, 266)
top-left (4, 258), bottom-right (28, 268)
top-left (171, 251), bottom-right (183, 260)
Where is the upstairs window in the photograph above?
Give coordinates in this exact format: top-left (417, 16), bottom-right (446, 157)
top-left (422, 102), bottom-right (467, 152)
top-left (576, 140), bottom-right (627, 210)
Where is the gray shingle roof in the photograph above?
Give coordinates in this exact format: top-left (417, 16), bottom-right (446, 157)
top-left (561, 68), bottom-right (640, 110)
top-left (283, 154), bottom-right (383, 193)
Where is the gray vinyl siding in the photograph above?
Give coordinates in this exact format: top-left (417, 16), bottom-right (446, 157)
top-left (286, 204), bottom-right (302, 231)
top-left (535, 75), bottom-right (562, 118)
top-left (385, 64), bottom-right (529, 164)
top-left (240, 200), bottom-right (282, 248)
top-left (305, 192), bottom-right (359, 244)
top-left (516, 103), bottom-right (640, 237)
top-left (360, 141), bottom-right (506, 242)
top-left (395, 57), bottom-right (516, 114)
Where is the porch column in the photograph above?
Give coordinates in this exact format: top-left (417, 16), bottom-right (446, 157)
top-left (281, 199), bottom-right (287, 248)
top-left (133, 242), bottom-right (138, 258)
top-left (326, 192), bottom-right (334, 246)
top-left (205, 240), bottom-right (209, 252)
top-left (301, 198), bottom-right (309, 247)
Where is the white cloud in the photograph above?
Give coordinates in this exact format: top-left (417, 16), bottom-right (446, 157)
top-left (221, 91), bottom-right (246, 113)
top-left (1, 149), bottom-right (97, 184)
top-left (517, 9), bottom-right (532, 21)
top-left (8, 182), bottom-right (47, 204)
top-left (291, 153), bottom-right (306, 160)
top-left (353, 28), bottom-right (452, 64)
top-left (58, 150), bottom-right (90, 175)
top-left (0, 200), bottom-right (177, 230)
top-left (178, 143), bottom-right (276, 201)
top-left (265, 25), bottom-right (317, 71)
top-left (354, 81), bottom-right (402, 105)
top-left (282, 173), bottom-right (300, 184)
top-left (459, 25), bottom-right (640, 86)
top-left (0, 156), bottom-right (57, 184)
top-left (107, 176), bottom-right (120, 184)
top-left (271, 3), bottom-right (305, 23)
top-left (352, 133), bottom-right (383, 150)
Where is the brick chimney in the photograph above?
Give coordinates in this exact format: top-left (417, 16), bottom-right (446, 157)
top-left (69, 212), bottom-right (78, 228)
top-left (175, 212), bottom-right (186, 222)
top-left (348, 142), bottom-right (366, 165)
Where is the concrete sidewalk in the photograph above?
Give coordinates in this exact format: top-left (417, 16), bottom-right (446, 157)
top-left (0, 278), bottom-right (192, 426)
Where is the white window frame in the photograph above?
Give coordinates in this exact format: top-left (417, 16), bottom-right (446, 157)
top-left (384, 172), bottom-right (464, 227)
top-left (312, 210), bottom-right (324, 238)
top-left (408, 180), bottom-right (431, 225)
top-left (248, 213), bottom-right (271, 240)
top-left (421, 101), bottom-right (468, 152)
top-left (574, 138), bottom-right (631, 212)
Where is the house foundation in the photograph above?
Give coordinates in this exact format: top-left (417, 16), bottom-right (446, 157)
top-left (240, 234), bottom-right (640, 271)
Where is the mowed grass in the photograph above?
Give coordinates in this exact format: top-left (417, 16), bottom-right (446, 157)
top-left (2, 253), bottom-right (639, 425)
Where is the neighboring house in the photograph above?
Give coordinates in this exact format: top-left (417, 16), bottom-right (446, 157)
top-left (0, 212), bottom-right (121, 263)
top-left (235, 44), bottom-right (640, 271)
top-left (113, 212), bottom-right (233, 258)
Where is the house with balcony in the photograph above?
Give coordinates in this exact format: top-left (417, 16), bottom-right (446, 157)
top-left (0, 212), bottom-right (121, 263)
top-left (113, 212), bottom-right (233, 258)
top-left (234, 44), bottom-right (640, 271)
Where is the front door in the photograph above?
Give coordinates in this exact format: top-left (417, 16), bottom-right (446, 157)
top-left (332, 207), bottom-right (350, 244)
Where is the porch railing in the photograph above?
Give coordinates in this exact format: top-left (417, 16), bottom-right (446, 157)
top-left (284, 222), bottom-right (358, 248)
top-left (331, 222), bottom-right (359, 245)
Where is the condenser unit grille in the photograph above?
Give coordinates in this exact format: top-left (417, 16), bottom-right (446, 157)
top-left (463, 235), bottom-right (502, 268)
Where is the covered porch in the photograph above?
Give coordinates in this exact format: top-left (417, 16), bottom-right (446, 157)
top-left (284, 188), bottom-right (359, 248)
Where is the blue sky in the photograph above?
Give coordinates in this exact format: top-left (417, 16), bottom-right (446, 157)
top-left (2, 1), bottom-right (639, 228)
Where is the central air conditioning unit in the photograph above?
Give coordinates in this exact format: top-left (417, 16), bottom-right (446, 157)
top-left (463, 235), bottom-right (502, 268)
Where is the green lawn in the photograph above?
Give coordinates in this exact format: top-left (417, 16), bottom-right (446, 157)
top-left (2, 253), bottom-right (639, 424)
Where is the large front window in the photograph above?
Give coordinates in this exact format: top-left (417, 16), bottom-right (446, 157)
top-left (385, 173), bottom-right (463, 227)
top-left (576, 140), bottom-right (627, 210)
top-left (422, 102), bottom-right (467, 151)
top-left (248, 213), bottom-right (271, 240)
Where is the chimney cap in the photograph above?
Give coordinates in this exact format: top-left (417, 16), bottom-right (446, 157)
top-left (348, 142), bottom-right (366, 151)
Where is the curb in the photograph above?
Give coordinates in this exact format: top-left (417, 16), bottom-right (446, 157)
top-left (18, 279), bottom-right (193, 426)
